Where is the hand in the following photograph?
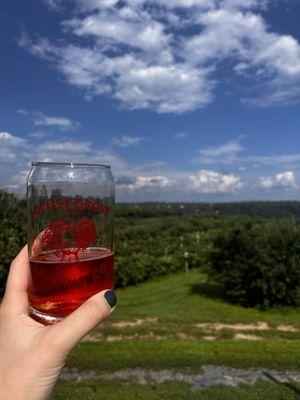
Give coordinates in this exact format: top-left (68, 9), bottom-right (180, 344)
top-left (0, 246), bottom-right (117, 400)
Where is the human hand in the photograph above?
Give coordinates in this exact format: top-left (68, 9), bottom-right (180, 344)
top-left (0, 246), bottom-right (117, 400)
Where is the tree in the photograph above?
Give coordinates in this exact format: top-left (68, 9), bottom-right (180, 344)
top-left (209, 219), bottom-right (300, 308)
top-left (0, 190), bottom-right (27, 294)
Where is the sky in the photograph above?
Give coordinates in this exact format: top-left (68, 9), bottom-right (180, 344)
top-left (1, 0), bottom-right (300, 202)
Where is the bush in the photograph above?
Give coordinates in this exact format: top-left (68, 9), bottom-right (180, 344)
top-left (0, 190), bottom-right (27, 294)
top-left (208, 219), bottom-right (300, 309)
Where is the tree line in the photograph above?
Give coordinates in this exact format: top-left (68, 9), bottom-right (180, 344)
top-left (2, 189), bottom-right (300, 309)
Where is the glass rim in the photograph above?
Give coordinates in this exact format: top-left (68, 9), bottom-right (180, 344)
top-left (31, 161), bottom-right (111, 169)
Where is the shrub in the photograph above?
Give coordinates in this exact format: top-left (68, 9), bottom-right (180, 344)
top-left (0, 190), bottom-right (27, 294)
top-left (208, 220), bottom-right (300, 309)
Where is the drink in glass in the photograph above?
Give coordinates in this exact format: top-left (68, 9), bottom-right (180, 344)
top-left (27, 162), bottom-right (115, 324)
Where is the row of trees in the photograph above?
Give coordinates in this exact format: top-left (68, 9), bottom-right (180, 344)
top-left (2, 189), bottom-right (300, 308)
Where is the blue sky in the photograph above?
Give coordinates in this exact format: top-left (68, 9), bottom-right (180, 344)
top-left (1, 0), bottom-right (300, 201)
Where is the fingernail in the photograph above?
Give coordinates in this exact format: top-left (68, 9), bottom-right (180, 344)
top-left (104, 290), bottom-right (117, 308)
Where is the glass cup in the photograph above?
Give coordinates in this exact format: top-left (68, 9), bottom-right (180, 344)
top-left (27, 162), bottom-right (115, 324)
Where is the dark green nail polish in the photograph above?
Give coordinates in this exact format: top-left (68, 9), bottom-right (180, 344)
top-left (104, 290), bottom-right (117, 308)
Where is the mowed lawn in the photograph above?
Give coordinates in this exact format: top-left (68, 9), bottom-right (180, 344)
top-left (55, 270), bottom-right (300, 399)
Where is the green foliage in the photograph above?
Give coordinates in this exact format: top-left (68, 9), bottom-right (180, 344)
top-left (0, 190), bottom-right (27, 294)
top-left (114, 214), bottom-right (218, 287)
top-left (3, 188), bottom-right (300, 308)
top-left (209, 220), bottom-right (300, 309)
top-left (117, 201), bottom-right (300, 219)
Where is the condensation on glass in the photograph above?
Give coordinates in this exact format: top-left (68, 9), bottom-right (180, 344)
top-left (27, 162), bottom-right (115, 324)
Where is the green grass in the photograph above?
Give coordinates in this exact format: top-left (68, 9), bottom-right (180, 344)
top-left (65, 270), bottom-right (300, 371)
top-left (110, 270), bottom-right (300, 326)
top-left (60, 270), bottom-right (300, 398)
top-left (54, 381), bottom-right (300, 400)
top-left (67, 339), bottom-right (300, 371)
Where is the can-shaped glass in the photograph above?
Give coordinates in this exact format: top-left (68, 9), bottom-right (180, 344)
top-left (27, 162), bottom-right (115, 324)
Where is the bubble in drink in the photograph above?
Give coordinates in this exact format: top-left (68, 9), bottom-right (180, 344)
top-left (29, 247), bottom-right (114, 321)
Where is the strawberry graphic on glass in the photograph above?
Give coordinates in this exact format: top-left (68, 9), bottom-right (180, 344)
top-left (27, 162), bottom-right (115, 324)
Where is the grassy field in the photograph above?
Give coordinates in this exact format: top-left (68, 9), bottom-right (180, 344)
top-left (55, 381), bottom-right (300, 400)
top-left (55, 270), bottom-right (300, 399)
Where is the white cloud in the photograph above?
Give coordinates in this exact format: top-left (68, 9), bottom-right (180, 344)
top-left (64, 11), bottom-right (169, 52)
top-left (276, 171), bottom-right (296, 188)
top-left (6, 170), bottom-right (29, 190)
top-left (17, 109), bottom-right (29, 115)
top-left (1, 130), bottom-right (300, 200)
top-left (34, 113), bottom-right (78, 130)
top-left (77, 0), bottom-right (214, 11)
top-left (189, 170), bottom-right (243, 193)
top-left (121, 175), bottom-right (176, 190)
top-left (260, 171), bottom-right (296, 189)
top-left (243, 153), bottom-right (300, 166)
top-left (0, 132), bottom-right (27, 146)
top-left (0, 133), bottom-right (128, 192)
top-left (260, 176), bottom-right (273, 189)
top-left (185, 6), bottom-right (300, 106)
top-left (41, 0), bottom-right (62, 10)
top-left (31, 140), bottom-right (127, 173)
top-left (220, 0), bottom-right (268, 10)
top-left (29, 131), bottom-right (49, 138)
top-left (158, 0), bottom-right (213, 8)
top-left (20, 0), bottom-right (300, 113)
top-left (111, 135), bottom-right (144, 147)
top-left (114, 64), bottom-right (213, 113)
top-left (33, 112), bottom-right (79, 131)
top-left (76, 0), bottom-right (119, 11)
top-left (195, 139), bottom-right (244, 164)
top-left (174, 132), bottom-right (190, 139)
top-left (22, 36), bottom-right (213, 113)
top-left (0, 132), bottom-right (28, 163)
top-left (18, 109), bottom-right (80, 131)
top-left (194, 138), bottom-right (300, 167)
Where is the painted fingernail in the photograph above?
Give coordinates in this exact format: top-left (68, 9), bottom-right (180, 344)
top-left (104, 290), bottom-right (117, 308)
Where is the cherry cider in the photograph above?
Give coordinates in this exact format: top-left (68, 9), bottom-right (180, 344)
top-left (29, 247), bottom-right (114, 321)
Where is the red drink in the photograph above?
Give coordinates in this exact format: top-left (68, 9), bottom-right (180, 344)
top-left (27, 162), bottom-right (115, 323)
top-left (29, 247), bottom-right (114, 321)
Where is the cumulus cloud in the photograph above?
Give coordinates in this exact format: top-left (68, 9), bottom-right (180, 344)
top-left (64, 11), bottom-right (169, 52)
top-left (260, 171), bottom-right (296, 189)
top-left (119, 175), bottom-right (176, 190)
top-left (20, 0), bottom-right (300, 113)
top-left (184, 5), bottom-right (300, 107)
top-left (21, 36), bottom-right (213, 113)
top-left (0, 132), bottom-right (177, 196)
top-left (1, 131), bottom-right (300, 200)
top-left (189, 170), bottom-right (243, 193)
top-left (111, 135), bottom-right (144, 147)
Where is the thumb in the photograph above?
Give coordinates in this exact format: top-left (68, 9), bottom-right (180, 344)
top-left (49, 290), bottom-right (117, 353)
